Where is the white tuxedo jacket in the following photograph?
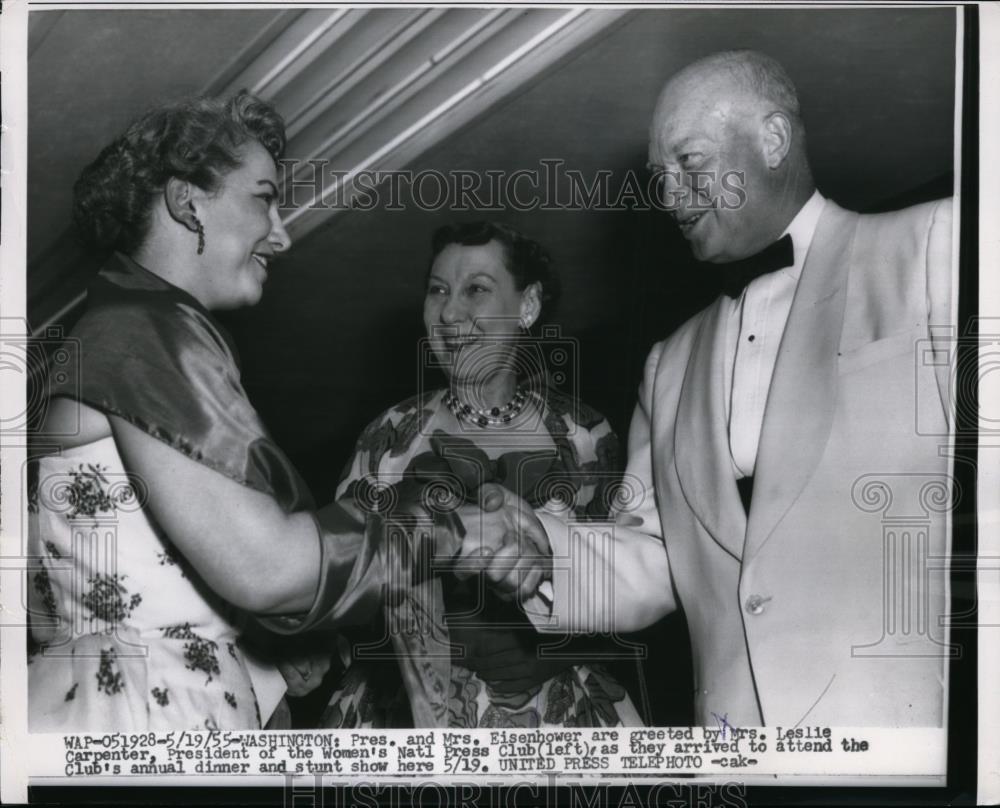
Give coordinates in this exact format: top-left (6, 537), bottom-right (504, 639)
top-left (535, 198), bottom-right (956, 727)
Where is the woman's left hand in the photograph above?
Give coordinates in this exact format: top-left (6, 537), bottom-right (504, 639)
top-left (278, 652), bottom-right (333, 697)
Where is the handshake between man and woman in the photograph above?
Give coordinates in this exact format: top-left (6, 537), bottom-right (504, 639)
top-left (29, 47), bottom-right (954, 735)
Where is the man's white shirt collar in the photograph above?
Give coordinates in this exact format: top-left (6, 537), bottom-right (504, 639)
top-left (724, 189), bottom-right (827, 480)
top-left (779, 189), bottom-right (826, 279)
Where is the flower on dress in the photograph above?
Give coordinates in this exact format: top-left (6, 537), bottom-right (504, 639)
top-left (542, 670), bottom-right (576, 724)
top-left (162, 623), bottom-right (221, 685)
top-left (96, 648), bottom-right (124, 695)
top-left (542, 403), bottom-right (571, 440)
top-left (446, 666), bottom-right (482, 729)
top-left (592, 431), bottom-right (619, 473)
top-left (480, 703), bottom-right (541, 728)
top-left (156, 541), bottom-right (189, 579)
top-left (81, 574), bottom-right (142, 627)
top-left (390, 408), bottom-right (434, 458)
top-left (184, 637), bottom-right (220, 684)
top-left (547, 388), bottom-right (604, 432)
top-left (582, 666), bottom-right (628, 727)
top-left (152, 687), bottom-right (169, 707)
top-left (32, 563), bottom-right (58, 616)
top-left (64, 463), bottom-right (132, 524)
top-left (484, 680), bottom-right (544, 713)
top-left (27, 478), bottom-right (39, 514)
top-left (356, 418), bottom-right (395, 474)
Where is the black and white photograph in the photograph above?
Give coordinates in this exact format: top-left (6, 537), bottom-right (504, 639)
top-left (0, 1), bottom-right (991, 804)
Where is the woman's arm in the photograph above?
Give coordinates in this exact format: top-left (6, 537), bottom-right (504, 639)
top-left (110, 415), bottom-right (322, 614)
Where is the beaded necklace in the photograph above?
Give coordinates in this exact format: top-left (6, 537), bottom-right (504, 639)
top-left (445, 386), bottom-right (528, 427)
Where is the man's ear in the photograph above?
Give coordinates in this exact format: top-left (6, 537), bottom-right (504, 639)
top-left (164, 177), bottom-right (201, 233)
top-left (761, 111), bottom-right (793, 170)
top-left (520, 282), bottom-right (542, 329)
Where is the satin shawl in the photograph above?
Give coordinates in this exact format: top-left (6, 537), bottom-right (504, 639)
top-left (49, 253), bottom-right (313, 511)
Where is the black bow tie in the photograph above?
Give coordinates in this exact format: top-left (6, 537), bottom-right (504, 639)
top-left (720, 234), bottom-right (794, 298)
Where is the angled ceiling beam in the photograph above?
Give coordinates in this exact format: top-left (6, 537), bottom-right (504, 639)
top-left (221, 9), bottom-right (356, 99)
top-left (276, 8), bottom-right (631, 241)
top-left (290, 9), bottom-right (516, 162)
top-left (282, 9), bottom-right (449, 137)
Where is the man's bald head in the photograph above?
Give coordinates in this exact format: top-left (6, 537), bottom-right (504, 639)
top-left (666, 50), bottom-right (803, 130)
top-left (649, 50), bottom-right (815, 263)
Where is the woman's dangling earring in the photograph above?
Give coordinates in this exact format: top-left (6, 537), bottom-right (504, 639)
top-left (193, 215), bottom-right (205, 255)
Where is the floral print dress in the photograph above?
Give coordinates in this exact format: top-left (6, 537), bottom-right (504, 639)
top-left (320, 388), bottom-right (643, 729)
top-left (28, 437), bottom-right (265, 732)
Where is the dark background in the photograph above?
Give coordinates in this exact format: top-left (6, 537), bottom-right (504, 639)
top-left (27, 6), bottom-right (959, 726)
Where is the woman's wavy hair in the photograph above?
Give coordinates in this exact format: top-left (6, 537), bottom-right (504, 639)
top-left (73, 90), bottom-right (286, 254)
top-left (428, 220), bottom-right (561, 323)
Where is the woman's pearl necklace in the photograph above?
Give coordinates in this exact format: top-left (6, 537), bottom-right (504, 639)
top-left (445, 386), bottom-right (528, 427)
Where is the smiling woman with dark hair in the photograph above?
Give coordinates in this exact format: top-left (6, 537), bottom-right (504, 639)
top-left (300, 221), bottom-right (642, 729)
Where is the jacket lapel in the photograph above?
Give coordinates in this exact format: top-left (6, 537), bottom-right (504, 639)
top-left (744, 201), bottom-right (857, 560)
top-left (674, 297), bottom-right (748, 560)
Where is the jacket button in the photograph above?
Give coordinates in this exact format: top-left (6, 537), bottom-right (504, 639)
top-left (745, 594), bottom-right (769, 615)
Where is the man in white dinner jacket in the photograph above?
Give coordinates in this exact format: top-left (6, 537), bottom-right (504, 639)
top-left (507, 49), bottom-right (956, 728)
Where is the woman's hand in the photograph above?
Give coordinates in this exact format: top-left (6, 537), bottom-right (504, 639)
top-left (277, 652), bottom-right (333, 697)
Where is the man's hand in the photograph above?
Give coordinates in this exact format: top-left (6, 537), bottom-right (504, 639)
top-left (451, 482), bottom-right (552, 602)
